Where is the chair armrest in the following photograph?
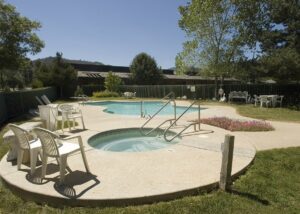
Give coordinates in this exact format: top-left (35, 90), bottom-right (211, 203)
top-left (61, 135), bottom-right (84, 147)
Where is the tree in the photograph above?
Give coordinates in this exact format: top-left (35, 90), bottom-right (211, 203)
top-left (177, 0), bottom-right (243, 96)
top-left (33, 61), bottom-right (53, 86)
top-left (130, 52), bottom-right (162, 85)
top-left (235, 0), bottom-right (300, 82)
top-left (104, 71), bottom-right (122, 92)
top-left (51, 52), bottom-right (77, 97)
top-left (0, 0), bottom-right (44, 88)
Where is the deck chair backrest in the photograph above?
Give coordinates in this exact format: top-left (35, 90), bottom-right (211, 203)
top-left (35, 96), bottom-right (45, 105)
top-left (33, 128), bottom-right (59, 157)
top-left (41, 95), bottom-right (51, 105)
top-left (8, 124), bottom-right (30, 150)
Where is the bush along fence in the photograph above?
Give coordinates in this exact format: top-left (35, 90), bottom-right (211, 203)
top-left (81, 83), bottom-right (300, 106)
top-left (0, 87), bottom-right (57, 125)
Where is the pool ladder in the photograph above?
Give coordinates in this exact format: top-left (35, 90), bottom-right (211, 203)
top-left (163, 100), bottom-right (201, 142)
top-left (140, 92), bottom-right (176, 136)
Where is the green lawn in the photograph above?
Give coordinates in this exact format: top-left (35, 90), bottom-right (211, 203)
top-left (200, 101), bottom-right (300, 123)
top-left (235, 105), bottom-right (300, 122)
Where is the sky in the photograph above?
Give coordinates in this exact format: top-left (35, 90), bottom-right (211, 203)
top-left (6, 0), bottom-right (188, 69)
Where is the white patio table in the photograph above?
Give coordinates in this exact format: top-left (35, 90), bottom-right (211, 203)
top-left (259, 95), bottom-right (278, 107)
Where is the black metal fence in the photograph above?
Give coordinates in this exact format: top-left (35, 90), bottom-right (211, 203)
top-left (0, 87), bottom-right (58, 125)
top-left (81, 83), bottom-right (300, 106)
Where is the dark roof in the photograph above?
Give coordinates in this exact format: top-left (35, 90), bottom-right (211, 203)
top-left (72, 63), bottom-right (174, 75)
top-left (77, 71), bottom-right (238, 81)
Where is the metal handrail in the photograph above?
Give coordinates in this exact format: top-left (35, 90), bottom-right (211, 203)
top-left (140, 92), bottom-right (175, 117)
top-left (141, 118), bottom-right (176, 136)
top-left (161, 92), bottom-right (175, 101)
top-left (163, 100), bottom-right (201, 142)
top-left (140, 99), bottom-right (177, 136)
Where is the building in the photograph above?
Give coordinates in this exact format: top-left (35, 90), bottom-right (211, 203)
top-left (72, 63), bottom-right (240, 85)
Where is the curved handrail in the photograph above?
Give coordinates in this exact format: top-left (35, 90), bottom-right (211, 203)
top-left (161, 92), bottom-right (175, 101)
top-left (164, 100), bottom-right (201, 142)
top-left (141, 118), bottom-right (175, 136)
top-left (140, 92), bottom-right (175, 118)
top-left (140, 99), bottom-right (176, 135)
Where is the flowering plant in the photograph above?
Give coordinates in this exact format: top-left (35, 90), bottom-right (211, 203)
top-left (198, 117), bottom-right (274, 132)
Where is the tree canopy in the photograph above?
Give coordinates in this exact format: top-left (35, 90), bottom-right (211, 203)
top-left (0, 0), bottom-right (44, 88)
top-left (104, 71), bottom-right (123, 92)
top-left (176, 0), bottom-right (242, 81)
top-left (130, 53), bottom-right (162, 85)
top-left (177, 0), bottom-right (300, 83)
top-left (236, 0), bottom-right (300, 82)
top-left (33, 52), bottom-right (77, 97)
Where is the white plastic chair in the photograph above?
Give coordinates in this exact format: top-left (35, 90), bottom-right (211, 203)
top-left (8, 124), bottom-right (42, 175)
top-left (58, 104), bottom-right (86, 132)
top-left (275, 95), bottom-right (284, 107)
top-left (33, 127), bottom-right (90, 184)
top-left (260, 96), bottom-right (271, 107)
top-left (254, 95), bottom-right (260, 106)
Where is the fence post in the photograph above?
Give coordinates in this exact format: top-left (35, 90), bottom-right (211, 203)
top-left (220, 134), bottom-right (235, 191)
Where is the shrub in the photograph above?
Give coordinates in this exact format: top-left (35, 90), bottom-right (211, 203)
top-left (92, 91), bottom-right (119, 98)
top-left (31, 79), bottom-right (44, 88)
top-left (198, 117), bottom-right (274, 132)
top-left (104, 71), bottom-right (122, 92)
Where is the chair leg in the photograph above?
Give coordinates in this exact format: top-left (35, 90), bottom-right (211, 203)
top-left (78, 137), bottom-right (90, 173)
top-left (30, 149), bottom-right (39, 175)
top-left (17, 150), bottom-right (24, 170)
top-left (59, 155), bottom-right (68, 184)
top-left (61, 118), bottom-right (65, 132)
top-left (81, 116), bottom-right (86, 129)
top-left (73, 119), bottom-right (75, 129)
top-left (68, 119), bottom-right (71, 131)
top-left (41, 155), bottom-right (48, 179)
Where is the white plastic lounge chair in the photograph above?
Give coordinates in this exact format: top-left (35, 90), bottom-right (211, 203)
top-left (58, 104), bottom-right (86, 132)
top-left (8, 124), bottom-right (42, 175)
top-left (70, 94), bottom-right (89, 105)
top-left (33, 127), bottom-right (90, 184)
top-left (41, 95), bottom-right (51, 105)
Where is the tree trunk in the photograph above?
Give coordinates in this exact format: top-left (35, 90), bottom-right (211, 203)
top-left (214, 76), bottom-right (219, 99)
top-left (220, 75), bottom-right (224, 87)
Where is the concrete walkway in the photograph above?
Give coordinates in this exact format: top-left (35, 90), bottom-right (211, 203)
top-left (0, 100), bottom-right (298, 206)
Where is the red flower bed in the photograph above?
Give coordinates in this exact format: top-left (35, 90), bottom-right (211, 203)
top-left (199, 117), bottom-right (274, 132)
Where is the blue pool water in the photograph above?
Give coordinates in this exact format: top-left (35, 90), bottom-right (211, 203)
top-left (87, 101), bottom-right (202, 116)
top-left (88, 128), bottom-right (180, 152)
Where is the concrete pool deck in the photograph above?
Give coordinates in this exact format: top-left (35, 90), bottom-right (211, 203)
top-left (0, 100), bottom-right (299, 206)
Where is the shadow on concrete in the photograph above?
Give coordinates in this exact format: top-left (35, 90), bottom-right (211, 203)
top-left (25, 163), bottom-right (61, 185)
top-left (53, 170), bottom-right (100, 199)
top-left (69, 129), bottom-right (88, 134)
top-left (229, 189), bottom-right (270, 205)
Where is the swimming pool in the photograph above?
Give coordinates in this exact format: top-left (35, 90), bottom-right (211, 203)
top-left (87, 101), bottom-right (202, 116)
top-left (88, 128), bottom-right (180, 152)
